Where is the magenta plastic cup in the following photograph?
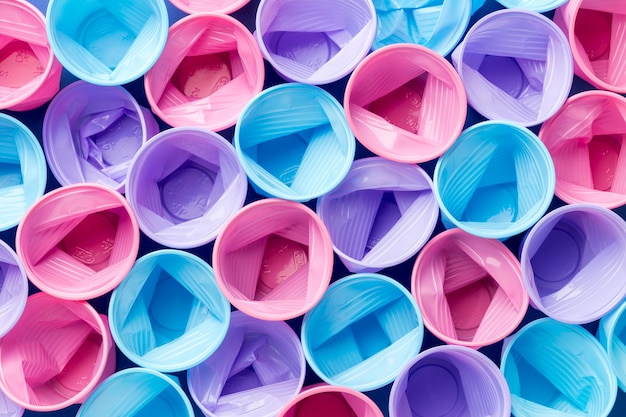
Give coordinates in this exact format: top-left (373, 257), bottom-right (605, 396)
top-left (213, 198), bottom-right (334, 321)
top-left (16, 183), bottom-right (140, 300)
top-left (43, 81), bottom-right (159, 194)
top-left (145, 13), bottom-right (264, 132)
top-left (0, 292), bottom-right (116, 412)
top-left (168, 0), bottom-right (250, 14)
top-left (277, 384), bottom-right (384, 417)
top-left (317, 157), bottom-right (438, 273)
top-left (597, 300), bottom-right (626, 391)
top-left (452, 9), bottom-right (573, 126)
top-left (187, 311), bottom-right (305, 417)
top-left (255, 0), bottom-right (376, 84)
top-left (126, 127), bottom-right (247, 249)
top-left (520, 203), bottom-right (626, 324)
top-left (344, 44), bottom-right (467, 164)
top-left (0, 239), bottom-right (27, 339)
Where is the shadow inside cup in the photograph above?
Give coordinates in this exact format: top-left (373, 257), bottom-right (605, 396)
top-left (279, 385), bottom-right (383, 417)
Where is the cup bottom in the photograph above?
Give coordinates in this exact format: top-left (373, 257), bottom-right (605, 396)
top-left (478, 55), bottom-right (525, 99)
top-left (60, 212), bottom-right (118, 268)
top-left (160, 165), bottom-right (217, 221)
top-left (462, 183), bottom-right (518, 223)
top-left (574, 9), bottom-right (612, 62)
top-left (171, 52), bottom-right (233, 100)
top-left (367, 75), bottom-right (426, 134)
top-left (256, 234), bottom-right (308, 299)
top-left (49, 333), bottom-right (103, 398)
top-left (406, 358), bottom-right (465, 417)
top-left (0, 40), bottom-right (43, 89)
top-left (446, 276), bottom-right (498, 340)
top-left (291, 392), bottom-right (358, 417)
top-left (268, 31), bottom-right (339, 71)
top-left (0, 162), bottom-right (22, 189)
top-left (78, 9), bottom-right (136, 69)
top-left (255, 132), bottom-right (309, 187)
top-left (588, 134), bottom-right (621, 191)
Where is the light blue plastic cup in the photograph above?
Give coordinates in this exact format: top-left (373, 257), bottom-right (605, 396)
top-left (597, 300), bottom-right (626, 391)
top-left (0, 113), bottom-right (46, 232)
top-left (108, 249), bottom-right (231, 373)
top-left (235, 83), bottom-right (356, 202)
top-left (495, 0), bottom-right (568, 13)
top-left (301, 273), bottom-right (424, 392)
top-left (434, 120), bottom-right (555, 240)
top-left (76, 368), bottom-right (193, 417)
top-left (0, 239), bottom-right (28, 339)
top-left (46, 0), bottom-right (169, 85)
top-left (501, 318), bottom-right (617, 417)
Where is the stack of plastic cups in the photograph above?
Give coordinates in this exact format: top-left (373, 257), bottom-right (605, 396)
top-left (277, 385), bottom-right (384, 417)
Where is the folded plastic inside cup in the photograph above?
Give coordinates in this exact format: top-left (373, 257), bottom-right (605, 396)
top-left (597, 301), bottom-right (626, 392)
top-left (0, 240), bottom-right (27, 338)
top-left (495, 0), bottom-right (568, 12)
top-left (168, 0), bottom-right (250, 14)
top-left (279, 385), bottom-right (383, 417)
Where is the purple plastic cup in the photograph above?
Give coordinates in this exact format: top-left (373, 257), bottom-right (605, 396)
top-left (43, 80), bottom-right (159, 194)
top-left (0, 239), bottom-right (27, 339)
top-left (317, 157), bottom-right (438, 273)
top-left (188, 311), bottom-right (306, 417)
top-left (0, 390), bottom-right (22, 417)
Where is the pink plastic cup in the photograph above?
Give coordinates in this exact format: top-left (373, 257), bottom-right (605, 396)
top-left (412, 228), bottom-right (529, 348)
top-left (277, 384), bottom-right (384, 417)
top-left (344, 44), bottom-right (467, 164)
top-left (0, 239), bottom-right (27, 339)
top-left (145, 13), bottom-right (264, 132)
top-left (0, 0), bottom-right (62, 111)
top-left (213, 198), bottom-right (334, 321)
top-left (0, 292), bottom-right (116, 412)
top-left (16, 183), bottom-right (140, 300)
top-left (168, 0), bottom-right (250, 14)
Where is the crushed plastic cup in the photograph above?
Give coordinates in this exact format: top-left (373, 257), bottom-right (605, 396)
top-left (0, 239), bottom-right (27, 339)
top-left (390, 345), bottom-right (511, 417)
top-left (43, 81), bottom-right (159, 194)
top-left (0, 292), bottom-right (116, 412)
top-left (344, 44), bottom-right (467, 164)
top-left (277, 384), bottom-right (384, 417)
top-left (168, 0), bottom-right (250, 14)
top-left (597, 300), bottom-right (626, 391)
top-left (126, 127), bottom-right (247, 249)
top-left (213, 198), bottom-right (334, 321)
top-left (520, 203), bottom-right (626, 324)
top-left (317, 157), bottom-right (438, 273)
top-left (501, 318), bottom-right (617, 417)
top-left (16, 183), bottom-right (140, 300)
top-left (434, 120), bottom-right (555, 240)
top-left (187, 311), bottom-right (305, 417)
top-left (495, 0), bottom-right (568, 12)
top-left (109, 249), bottom-right (231, 373)
top-left (45, 0), bottom-right (169, 85)
top-left (0, 0), bottom-right (62, 111)
top-left (144, 13), bottom-right (264, 132)
top-left (301, 273), bottom-right (424, 392)
top-left (452, 9), bottom-right (573, 126)
top-left (255, 0), bottom-right (376, 85)
top-left (235, 83), bottom-right (355, 202)
top-left (76, 368), bottom-right (193, 417)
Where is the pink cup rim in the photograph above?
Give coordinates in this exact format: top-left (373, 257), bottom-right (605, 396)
top-left (276, 384), bottom-right (384, 417)
top-left (168, 0), bottom-right (251, 14)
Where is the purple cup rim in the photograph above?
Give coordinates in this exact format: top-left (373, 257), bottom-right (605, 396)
top-left (0, 239), bottom-right (28, 339)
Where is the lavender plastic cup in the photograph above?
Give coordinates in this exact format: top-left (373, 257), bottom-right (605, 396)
top-left (0, 239), bottom-right (27, 339)
top-left (188, 311), bottom-right (305, 417)
top-left (0, 391), bottom-right (22, 417)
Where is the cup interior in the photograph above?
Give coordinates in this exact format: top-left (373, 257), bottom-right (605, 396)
top-left (0, 244), bottom-right (27, 336)
top-left (170, 0), bottom-right (249, 14)
top-left (496, 0), bottom-right (567, 12)
top-left (282, 389), bottom-right (380, 417)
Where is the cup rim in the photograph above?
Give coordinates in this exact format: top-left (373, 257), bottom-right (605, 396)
top-left (168, 0), bottom-right (251, 15)
top-left (276, 384), bottom-right (384, 417)
top-left (495, 0), bottom-right (568, 13)
top-left (0, 239), bottom-right (28, 339)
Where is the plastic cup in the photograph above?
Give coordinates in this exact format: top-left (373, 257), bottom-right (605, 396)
top-left (76, 368), bottom-right (193, 417)
top-left (0, 391), bottom-right (22, 417)
top-left (0, 0), bottom-right (62, 111)
top-left (434, 120), bottom-right (555, 240)
top-left (317, 157), bottom-right (438, 273)
top-left (187, 311), bottom-right (305, 417)
top-left (520, 203), bottom-right (626, 324)
top-left (46, 0), bottom-right (168, 85)
top-left (16, 183), bottom-right (140, 300)
top-left (168, 0), bottom-right (250, 14)
top-left (0, 292), bottom-right (116, 412)
top-left (43, 81), bottom-right (159, 194)
top-left (0, 239), bottom-right (27, 339)
top-left (235, 83), bottom-right (355, 202)
top-left (597, 300), bottom-right (626, 391)
top-left (255, 0), bottom-right (376, 84)
top-left (0, 113), bottom-right (46, 232)
top-left (390, 345), bottom-right (511, 417)
top-left (144, 13), bottom-right (264, 132)
top-left (213, 198), bottom-right (334, 321)
top-left (126, 127), bottom-right (247, 249)
top-left (277, 384), bottom-right (384, 417)
top-left (109, 249), bottom-right (231, 373)
top-left (301, 273), bottom-right (424, 392)
top-left (344, 44), bottom-right (467, 164)
top-left (501, 318), bottom-right (617, 417)
top-left (495, 0), bottom-right (568, 12)
top-left (452, 9), bottom-right (573, 126)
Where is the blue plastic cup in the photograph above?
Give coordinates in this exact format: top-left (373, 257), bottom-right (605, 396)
top-left (501, 318), bottom-right (617, 417)
top-left (495, 0), bottom-right (568, 13)
top-left (0, 239), bottom-right (28, 339)
top-left (434, 120), bottom-right (555, 240)
top-left (597, 300), bottom-right (626, 391)
top-left (301, 273), bottom-right (424, 392)
top-left (108, 249), bottom-right (231, 373)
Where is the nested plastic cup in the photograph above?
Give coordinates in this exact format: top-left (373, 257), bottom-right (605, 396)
top-left (0, 113), bottom-right (46, 232)
top-left (390, 345), bottom-right (511, 417)
top-left (434, 121), bottom-right (555, 240)
top-left (16, 183), bottom-right (140, 300)
top-left (520, 204), bottom-right (626, 324)
top-left (43, 81), bottom-right (159, 194)
top-left (0, 0), bottom-right (62, 111)
top-left (76, 368), bottom-right (193, 417)
top-left (168, 0), bottom-right (250, 14)
top-left (452, 9), bottom-right (573, 126)
top-left (109, 249), bottom-right (231, 373)
top-left (0, 292), bottom-right (116, 412)
top-left (235, 83), bottom-right (355, 202)
top-left (144, 13), bottom-right (264, 132)
top-left (0, 239), bottom-right (27, 339)
top-left (255, 0), bottom-right (376, 84)
top-left (214, 198), bottom-right (334, 321)
top-left (126, 127), bottom-right (247, 249)
top-left (46, 0), bottom-right (168, 85)
top-left (277, 384), bottom-right (384, 417)
top-left (501, 318), bottom-right (617, 417)
top-left (302, 273), bottom-right (424, 392)
top-left (344, 44), bottom-right (467, 164)
top-left (495, 0), bottom-right (568, 12)
top-left (188, 311), bottom-right (305, 417)
top-left (317, 157), bottom-right (438, 273)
